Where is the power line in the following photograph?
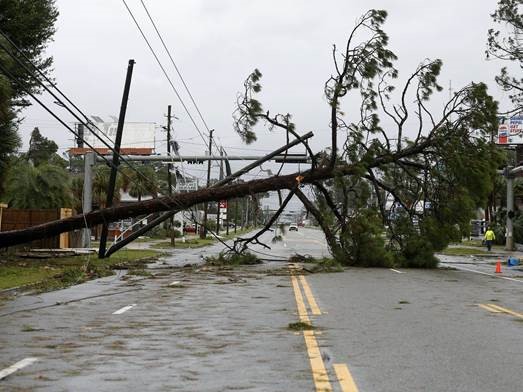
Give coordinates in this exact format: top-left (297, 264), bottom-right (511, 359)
top-left (0, 47), bottom-right (191, 222)
top-left (121, 0), bottom-right (211, 151)
top-left (139, 0), bottom-right (211, 134)
top-left (0, 30), bottom-right (149, 177)
top-left (139, 0), bottom-right (227, 159)
top-left (0, 31), bottom-right (176, 202)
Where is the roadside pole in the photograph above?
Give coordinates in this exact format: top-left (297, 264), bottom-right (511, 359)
top-left (234, 200), bottom-right (238, 234)
top-left (201, 129), bottom-right (213, 239)
top-left (167, 105), bottom-right (175, 247)
top-left (506, 165), bottom-right (515, 251)
top-left (98, 59), bottom-right (135, 259)
top-left (82, 152), bottom-right (95, 247)
top-left (216, 147), bottom-right (224, 235)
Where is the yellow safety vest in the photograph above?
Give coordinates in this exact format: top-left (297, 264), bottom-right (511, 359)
top-left (484, 230), bottom-right (496, 241)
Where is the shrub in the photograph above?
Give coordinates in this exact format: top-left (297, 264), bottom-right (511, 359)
top-left (336, 210), bottom-right (394, 267)
top-left (396, 235), bottom-right (438, 268)
top-left (205, 252), bottom-right (261, 266)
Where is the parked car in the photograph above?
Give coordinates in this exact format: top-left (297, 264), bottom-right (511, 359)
top-left (184, 225), bottom-right (197, 233)
top-left (289, 223), bottom-right (298, 231)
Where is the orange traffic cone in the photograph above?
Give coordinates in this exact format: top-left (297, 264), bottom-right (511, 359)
top-left (495, 260), bottom-right (502, 274)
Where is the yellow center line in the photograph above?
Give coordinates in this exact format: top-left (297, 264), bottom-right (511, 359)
top-left (304, 330), bottom-right (332, 392)
top-left (487, 303), bottom-right (523, 319)
top-left (478, 303), bottom-right (503, 313)
top-left (289, 267), bottom-right (359, 392)
top-left (299, 275), bottom-right (322, 316)
top-left (333, 363), bottom-right (359, 392)
top-left (290, 269), bottom-right (331, 391)
top-left (290, 273), bottom-right (310, 324)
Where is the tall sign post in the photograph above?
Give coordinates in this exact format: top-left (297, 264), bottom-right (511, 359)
top-left (496, 115), bottom-right (523, 251)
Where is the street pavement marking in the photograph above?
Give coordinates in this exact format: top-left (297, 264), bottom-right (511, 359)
top-left (389, 268), bottom-right (404, 274)
top-left (299, 275), bottom-right (322, 315)
top-left (333, 363), bottom-right (359, 392)
top-left (289, 268), bottom-right (359, 392)
top-left (290, 270), bottom-right (332, 391)
top-left (486, 303), bottom-right (523, 320)
top-left (303, 330), bottom-right (333, 392)
top-left (112, 304), bottom-right (136, 315)
top-left (478, 304), bottom-right (503, 313)
top-left (290, 274), bottom-right (310, 324)
top-left (441, 264), bottom-right (523, 283)
top-left (0, 358), bottom-right (38, 380)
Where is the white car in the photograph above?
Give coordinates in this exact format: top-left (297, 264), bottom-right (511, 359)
top-left (289, 224), bottom-right (298, 231)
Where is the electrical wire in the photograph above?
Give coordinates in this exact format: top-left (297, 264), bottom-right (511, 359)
top-left (139, 0), bottom-right (211, 135)
top-left (0, 63), bottom-right (196, 238)
top-left (1, 21), bottom-right (264, 251)
top-left (121, 0), bottom-right (212, 151)
top-left (0, 31), bottom-right (168, 199)
top-left (127, 0), bottom-right (230, 172)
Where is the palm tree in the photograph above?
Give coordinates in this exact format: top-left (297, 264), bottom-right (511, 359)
top-left (92, 165), bottom-right (123, 208)
top-left (4, 161), bottom-right (72, 209)
top-left (125, 165), bottom-right (158, 202)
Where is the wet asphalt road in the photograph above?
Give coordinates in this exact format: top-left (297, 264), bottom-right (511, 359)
top-left (1, 228), bottom-right (522, 391)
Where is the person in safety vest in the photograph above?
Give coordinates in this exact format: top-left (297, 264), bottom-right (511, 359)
top-left (484, 227), bottom-right (496, 251)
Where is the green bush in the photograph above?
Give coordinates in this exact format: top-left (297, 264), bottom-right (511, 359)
top-left (336, 210), bottom-right (394, 267)
top-left (205, 251), bottom-right (261, 266)
top-left (396, 235), bottom-right (438, 268)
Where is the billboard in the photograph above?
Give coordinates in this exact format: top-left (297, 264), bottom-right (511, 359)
top-left (498, 116), bottom-right (523, 145)
top-left (83, 121), bottom-right (157, 150)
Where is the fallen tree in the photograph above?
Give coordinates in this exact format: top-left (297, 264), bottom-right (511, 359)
top-left (0, 10), bottom-right (503, 267)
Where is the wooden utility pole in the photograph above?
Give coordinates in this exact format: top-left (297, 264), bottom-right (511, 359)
top-left (98, 59), bottom-right (135, 259)
top-left (167, 105), bottom-right (175, 247)
top-left (201, 129), bottom-right (214, 238)
top-left (234, 199), bottom-right (238, 234)
top-left (82, 152), bottom-right (95, 247)
top-left (216, 147), bottom-right (225, 235)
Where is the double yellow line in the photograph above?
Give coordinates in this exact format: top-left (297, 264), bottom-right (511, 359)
top-left (289, 267), bottom-right (359, 392)
top-left (479, 303), bottom-right (523, 319)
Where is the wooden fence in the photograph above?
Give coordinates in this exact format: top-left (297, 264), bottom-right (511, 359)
top-left (0, 207), bottom-right (81, 249)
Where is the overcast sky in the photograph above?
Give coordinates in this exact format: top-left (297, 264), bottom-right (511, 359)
top-left (20, 0), bottom-right (509, 210)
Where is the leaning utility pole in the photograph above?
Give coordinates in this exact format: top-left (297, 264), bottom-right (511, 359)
top-left (216, 147), bottom-right (225, 235)
top-left (201, 129), bottom-right (214, 239)
top-left (100, 132), bottom-right (313, 256)
top-left (98, 59), bottom-right (135, 259)
top-left (166, 105), bottom-right (175, 247)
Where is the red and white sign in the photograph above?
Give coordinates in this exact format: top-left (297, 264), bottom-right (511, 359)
top-left (498, 116), bottom-right (523, 145)
top-left (219, 200), bottom-right (227, 209)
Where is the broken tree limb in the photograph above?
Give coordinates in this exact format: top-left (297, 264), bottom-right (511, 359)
top-left (232, 188), bottom-right (297, 253)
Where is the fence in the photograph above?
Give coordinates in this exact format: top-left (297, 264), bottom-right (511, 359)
top-left (0, 207), bottom-right (81, 249)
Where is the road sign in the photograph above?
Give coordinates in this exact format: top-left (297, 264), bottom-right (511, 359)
top-left (498, 116), bottom-right (523, 145)
top-left (176, 179), bottom-right (198, 192)
top-left (219, 200), bottom-right (227, 209)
